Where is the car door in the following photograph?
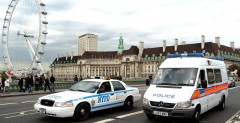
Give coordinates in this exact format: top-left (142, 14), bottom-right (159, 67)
top-left (94, 81), bottom-right (116, 111)
top-left (111, 80), bottom-right (127, 103)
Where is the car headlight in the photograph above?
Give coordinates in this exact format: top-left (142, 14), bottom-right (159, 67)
top-left (175, 101), bottom-right (192, 109)
top-left (37, 99), bottom-right (41, 104)
top-left (143, 98), bottom-right (149, 106)
top-left (54, 102), bottom-right (73, 107)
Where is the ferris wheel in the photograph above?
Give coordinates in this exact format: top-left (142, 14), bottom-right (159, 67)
top-left (2, 0), bottom-right (48, 77)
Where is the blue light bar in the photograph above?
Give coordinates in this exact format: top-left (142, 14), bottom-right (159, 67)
top-left (167, 53), bottom-right (204, 58)
top-left (211, 58), bottom-right (224, 61)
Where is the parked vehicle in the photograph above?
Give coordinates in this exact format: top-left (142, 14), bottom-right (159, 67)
top-left (228, 76), bottom-right (236, 87)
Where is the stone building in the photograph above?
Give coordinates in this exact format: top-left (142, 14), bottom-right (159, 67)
top-left (50, 35), bottom-right (240, 80)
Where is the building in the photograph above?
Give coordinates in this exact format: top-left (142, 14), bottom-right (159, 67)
top-left (50, 35), bottom-right (240, 81)
top-left (78, 33), bottom-right (98, 56)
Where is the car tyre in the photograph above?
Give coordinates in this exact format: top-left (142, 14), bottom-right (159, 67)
top-left (73, 103), bottom-right (90, 121)
top-left (218, 96), bottom-right (225, 111)
top-left (146, 113), bottom-right (156, 120)
top-left (123, 97), bottom-right (133, 111)
top-left (191, 108), bottom-right (200, 123)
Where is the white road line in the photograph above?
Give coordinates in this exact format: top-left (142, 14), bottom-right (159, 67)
top-left (0, 110), bottom-right (35, 116)
top-left (94, 118), bottom-right (115, 123)
top-left (0, 103), bottom-right (18, 106)
top-left (5, 112), bottom-right (37, 119)
top-left (116, 110), bottom-right (143, 119)
top-left (225, 110), bottom-right (240, 123)
top-left (21, 101), bottom-right (37, 103)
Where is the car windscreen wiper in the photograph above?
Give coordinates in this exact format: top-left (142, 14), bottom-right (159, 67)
top-left (156, 83), bottom-right (177, 85)
top-left (176, 83), bottom-right (193, 86)
top-left (69, 88), bottom-right (76, 91)
top-left (76, 89), bottom-right (87, 92)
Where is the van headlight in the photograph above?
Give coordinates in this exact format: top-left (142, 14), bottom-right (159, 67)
top-left (143, 98), bottom-right (149, 106)
top-left (54, 102), bottom-right (73, 107)
top-left (175, 101), bottom-right (192, 109)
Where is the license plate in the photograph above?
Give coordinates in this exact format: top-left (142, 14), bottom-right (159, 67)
top-left (153, 111), bottom-right (168, 116)
top-left (39, 108), bottom-right (46, 114)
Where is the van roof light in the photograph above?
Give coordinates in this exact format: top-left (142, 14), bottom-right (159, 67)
top-left (167, 53), bottom-right (204, 58)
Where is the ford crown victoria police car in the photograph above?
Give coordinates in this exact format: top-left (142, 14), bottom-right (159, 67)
top-left (34, 79), bottom-right (141, 121)
top-left (142, 53), bottom-right (228, 123)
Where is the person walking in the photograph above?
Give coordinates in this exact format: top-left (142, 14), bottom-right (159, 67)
top-left (50, 75), bottom-right (55, 92)
top-left (2, 78), bottom-right (10, 94)
top-left (35, 75), bottom-right (40, 91)
top-left (28, 75), bottom-right (34, 93)
top-left (44, 75), bottom-right (51, 92)
top-left (18, 77), bottom-right (25, 92)
top-left (74, 75), bottom-right (78, 83)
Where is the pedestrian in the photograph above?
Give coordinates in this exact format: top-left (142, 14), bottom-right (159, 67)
top-left (39, 74), bottom-right (44, 90)
top-left (28, 76), bottom-right (34, 93)
top-left (35, 75), bottom-right (40, 91)
top-left (24, 76), bottom-right (29, 93)
top-left (1, 78), bottom-right (5, 93)
top-left (44, 75), bottom-right (51, 92)
top-left (79, 75), bottom-right (83, 81)
top-left (74, 75), bottom-right (78, 83)
top-left (18, 77), bottom-right (25, 92)
top-left (50, 75), bottom-right (55, 92)
top-left (2, 78), bottom-right (10, 94)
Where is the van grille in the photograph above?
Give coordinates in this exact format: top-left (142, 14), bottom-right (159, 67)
top-left (150, 101), bottom-right (175, 108)
top-left (41, 99), bottom-right (55, 106)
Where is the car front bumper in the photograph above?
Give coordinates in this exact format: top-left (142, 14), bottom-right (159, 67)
top-left (142, 105), bottom-right (195, 119)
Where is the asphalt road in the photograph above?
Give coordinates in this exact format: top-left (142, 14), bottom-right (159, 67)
top-left (0, 84), bottom-right (240, 123)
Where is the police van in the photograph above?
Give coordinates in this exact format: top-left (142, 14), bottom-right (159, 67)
top-left (142, 53), bottom-right (228, 123)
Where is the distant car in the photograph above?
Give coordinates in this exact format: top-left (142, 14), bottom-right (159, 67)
top-left (34, 79), bottom-right (141, 121)
top-left (228, 77), bottom-right (236, 87)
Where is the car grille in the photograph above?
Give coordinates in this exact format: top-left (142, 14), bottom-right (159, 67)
top-left (150, 101), bottom-right (175, 108)
top-left (41, 99), bottom-right (55, 106)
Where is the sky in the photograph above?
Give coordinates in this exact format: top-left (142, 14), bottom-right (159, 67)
top-left (1, 0), bottom-right (240, 70)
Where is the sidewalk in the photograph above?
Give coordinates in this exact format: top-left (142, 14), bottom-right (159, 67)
top-left (0, 84), bottom-right (146, 98)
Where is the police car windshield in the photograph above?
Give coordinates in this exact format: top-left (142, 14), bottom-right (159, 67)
top-left (69, 81), bottom-right (100, 93)
top-left (153, 68), bottom-right (198, 86)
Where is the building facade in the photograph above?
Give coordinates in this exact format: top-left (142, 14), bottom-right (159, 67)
top-left (78, 33), bottom-right (98, 56)
top-left (50, 35), bottom-right (240, 81)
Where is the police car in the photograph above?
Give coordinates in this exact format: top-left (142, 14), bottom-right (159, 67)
top-left (34, 79), bottom-right (141, 121)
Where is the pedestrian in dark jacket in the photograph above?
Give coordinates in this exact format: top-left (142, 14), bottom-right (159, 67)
top-left (50, 75), bottom-right (55, 92)
top-left (18, 77), bottom-right (25, 92)
top-left (44, 76), bottom-right (51, 92)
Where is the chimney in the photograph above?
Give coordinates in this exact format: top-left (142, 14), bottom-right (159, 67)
top-left (174, 38), bottom-right (178, 51)
top-left (201, 35), bottom-right (205, 49)
top-left (57, 54), bottom-right (60, 61)
top-left (163, 40), bottom-right (166, 52)
top-left (71, 52), bottom-right (74, 60)
top-left (66, 52), bottom-right (69, 60)
top-left (182, 41), bottom-right (186, 45)
top-left (230, 42), bottom-right (235, 51)
top-left (215, 37), bottom-right (220, 47)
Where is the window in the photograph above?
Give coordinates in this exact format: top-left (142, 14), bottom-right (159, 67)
top-left (214, 69), bottom-right (222, 83)
top-left (98, 82), bottom-right (111, 93)
top-left (207, 69), bottom-right (215, 84)
top-left (111, 81), bottom-right (125, 91)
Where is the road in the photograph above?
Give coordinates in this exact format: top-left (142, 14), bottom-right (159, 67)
top-left (0, 84), bottom-right (240, 123)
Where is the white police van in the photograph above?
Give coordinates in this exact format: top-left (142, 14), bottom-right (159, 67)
top-left (34, 79), bottom-right (141, 121)
top-left (142, 53), bottom-right (228, 123)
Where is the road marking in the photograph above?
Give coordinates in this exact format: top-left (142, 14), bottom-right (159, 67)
top-left (0, 103), bottom-right (18, 106)
top-left (115, 110), bottom-right (143, 118)
top-left (225, 110), bottom-right (240, 123)
top-left (94, 118), bottom-right (115, 123)
top-left (5, 112), bottom-right (37, 119)
top-left (0, 110), bottom-right (35, 116)
top-left (21, 100), bottom-right (37, 103)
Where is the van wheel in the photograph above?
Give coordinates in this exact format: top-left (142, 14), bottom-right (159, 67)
top-left (218, 97), bottom-right (225, 111)
top-left (146, 113), bottom-right (156, 120)
top-left (191, 108), bottom-right (200, 123)
top-left (123, 97), bottom-right (133, 111)
top-left (73, 103), bottom-right (90, 121)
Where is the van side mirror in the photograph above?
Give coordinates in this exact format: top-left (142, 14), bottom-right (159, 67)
top-left (201, 80), bottom-right (207, 88)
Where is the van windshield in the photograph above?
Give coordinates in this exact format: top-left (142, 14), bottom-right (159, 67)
top-left (153, 68), bottom-right (198, 86)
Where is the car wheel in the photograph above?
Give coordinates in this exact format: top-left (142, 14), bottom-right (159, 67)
top-left (73, 103), bottom-right (90, 121)
top-left (146, 113), bottom-right (156, 120)
top-left (123, 97), bottom-right (133, 111)
top-left (191, 108), bottom-right (200, 123)
top-left (218, 96), bottom-right (225, 111)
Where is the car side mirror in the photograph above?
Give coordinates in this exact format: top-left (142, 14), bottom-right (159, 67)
top-left (201, 80), bottom-right (207, 88)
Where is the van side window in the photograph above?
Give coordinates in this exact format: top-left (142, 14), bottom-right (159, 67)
top-left (214, 69), bottom-right (222, 83)
top-left (207, 69), bottom-right (215, 84)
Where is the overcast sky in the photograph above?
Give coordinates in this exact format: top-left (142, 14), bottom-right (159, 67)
top-left (1, 0), bottom-right (240, 69)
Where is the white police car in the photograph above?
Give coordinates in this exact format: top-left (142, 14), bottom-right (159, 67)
top-left (34, 79), bottom-right (141, 121)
